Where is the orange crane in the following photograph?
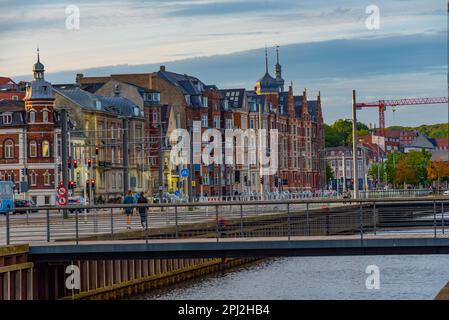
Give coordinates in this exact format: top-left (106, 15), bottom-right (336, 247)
top-left (356, 97), bottom-right (448, 136)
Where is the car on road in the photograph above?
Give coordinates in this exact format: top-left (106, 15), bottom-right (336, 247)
top-left (13, 199), bottom-right (38, 214)
top-left (67, 196), bottom-right (90, 213)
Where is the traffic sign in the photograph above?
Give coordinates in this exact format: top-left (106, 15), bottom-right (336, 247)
top-left (180, 168), bottom-right (189, 178)
top-left (57, 186), bottom-right (67, 196)
top-left (174, 190), bottom-right (181, 197)
top-left (58, 197), bottom-right (67, 206)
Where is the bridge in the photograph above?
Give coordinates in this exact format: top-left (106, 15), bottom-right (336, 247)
top-left (2, 197), bottom-right (449, 300)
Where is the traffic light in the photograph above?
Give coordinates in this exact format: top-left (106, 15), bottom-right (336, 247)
top-left (68, 159), bottom-right (71, 167)
top-left (260, 177), bottom-right (264, 184)
top-left (95, 146), bottom-right (99, 155)
top-left (73, 159), bottom-right (77, 169)
top-left (21, 168), bottom-right (28, 175)
top-left (69, 180), bottom-right (75, 189)
top-left (87, 159), bottom-right (92, 168)
top-left (199, 177), bottom-right (203, 185)
top-left (91, 179), bottom-right (95, 189)
top-left (274, 177), bottom-right (279, 188)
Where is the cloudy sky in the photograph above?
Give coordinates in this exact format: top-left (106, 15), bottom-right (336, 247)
top-left (0, 0), bottom-right (447, 126)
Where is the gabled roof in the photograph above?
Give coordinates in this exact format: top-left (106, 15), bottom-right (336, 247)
top-left (0, 100), bottom-right (26, 126)
top-left (0, 77), bottom-right (16, 86)
top-left (406, 132), bottom-right (435, 149)
top-left (157, 70), bottom-right (205, 96)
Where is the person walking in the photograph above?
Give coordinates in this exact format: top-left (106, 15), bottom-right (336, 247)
top-left (123, 190), bottom-right (135, 229)
top-left (137, 192), bottom-right (148, 229)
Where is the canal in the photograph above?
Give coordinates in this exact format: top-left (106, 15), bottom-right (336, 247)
top-left (131, 255), bottom-right (449, 300)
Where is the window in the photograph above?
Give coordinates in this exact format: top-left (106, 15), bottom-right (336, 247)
top-left (29, 141), bottom-right (37, 157)
top-left (201, 114), bottom-right (208, 127)
top-left (250, 119), bottom-right (255, 129)
top-left (153, 111), bottom-right (158, 124)
top-left (225, 118), bottom-right (233, 129)
top-left (29, 110), bottom-right (36, 123)
top-left (44, 196), bottom-right (50, 205)
top-left (110, 124), bottom-right (115, 139)
top-left (42, 109), bottom-right (49, 123)
top-left (30, 172), bottom-right (37, 186)
top-left (42, 140), bottom-right (50, 157)
top-left (4, 140), bottom-right (14, 158)
top-left (12, 96), bottom-right (18, 101)
top-left (213, 116), bottom-right (220, 128)
top-left (43, 171), bottom-right (50, 186)
top-left (2, 113), bottom-right (12, 124)
top-left (202, 97), bottom-right (208, 107)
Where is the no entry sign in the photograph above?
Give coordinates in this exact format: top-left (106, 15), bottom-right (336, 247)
top-left (57, 196), bottom-right (67, 206)
top-left (57, 186), bottom-right (67, 197)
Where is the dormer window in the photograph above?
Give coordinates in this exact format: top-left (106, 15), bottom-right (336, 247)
top-left (2, 113), bottom-right (12, 124)
top-left (202, 97), bottom-right (208, 107)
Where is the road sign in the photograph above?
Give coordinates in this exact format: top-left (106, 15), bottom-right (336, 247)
top-left (174, 190), bottom-right (181, 197)
top-left (180, 168), bottom-right (189, 178)
top-left (57, 186), bottom-right (67, 196)
top-left (58, 197), bottom-right (67, 206)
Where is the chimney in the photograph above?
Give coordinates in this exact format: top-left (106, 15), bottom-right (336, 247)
top-left (75, 73), bottom-right (84, 85)
top-left (160, 65), bottom-right (166, 72)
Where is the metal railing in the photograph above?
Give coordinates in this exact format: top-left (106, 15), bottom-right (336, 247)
top-left (1, 197), bottom-right (449, 245)
top-left (359, 189), bottom-right (433, 199)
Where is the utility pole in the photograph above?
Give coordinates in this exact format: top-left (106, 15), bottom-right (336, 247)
top-left (61, 109), bottom-right (68, 190)
top-left (123, 118), bottom-right (129, 194)
top-left (188, 125), bottom-right (193, 203)
top-left (258, 103), bottom-right (263, 200)
top-left (70, 142), bottom-right (75, 194)
top-left (352, 90), bottom-right (359, 199)
top-left (158, 113), bottom-right (163, 203)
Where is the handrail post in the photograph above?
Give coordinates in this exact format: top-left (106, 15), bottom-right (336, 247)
top-left (287, 203), bottom-right (291, 241)
top-left (6, 208), bottom-right (10, 245)
top-left (433, 200), bottom-right (437, 238)
top-left (175, 206), bottom-right (179, 239)
top-left (216, 205), bottom-right (219, 242)
top-left (306, 202), bottom-right (310, 236)
top-left (145, 205), bottom-right (149, 245)
top-left (240, 204), bottom-right (243, 238)
top-left (359, 202), bottom-right (363, 243)
top-left (373, 202), bottom-right (377, 236)
top-left (110, 208), bottom-right (114, 240)
top-left (442, 201), bottom-right (445, 235)
top-left (75, 209), bottom-right (79, 245)
top-left (46, 209), bottom-right (50, 242)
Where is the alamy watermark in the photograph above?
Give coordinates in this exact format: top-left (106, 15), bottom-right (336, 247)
top-left (65, 5), bottom-right (81, 30)
top-left (169, 121), bottom-right (279, 175)
top-left (365, 265), bottom-right (380, 290)
top-left (365, 5), bottom-right (380, 30)
top-left (65, 264), bottom-right (80, 290)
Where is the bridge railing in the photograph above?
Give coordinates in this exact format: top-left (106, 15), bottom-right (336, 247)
top-left (1, 197), bottom-right (449, 245)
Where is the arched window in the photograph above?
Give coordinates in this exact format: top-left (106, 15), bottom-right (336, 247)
top-left (43, 171), bottom-right (50, 186)
top-left (42, 140), bottom-right (50, 158)
top-left (30, 172), bottom-right (37, 186)
top-left (42, 109), bottom-right (49, 123)
top-left (29, 110), bottom-right (36, 123)
top-left (4, 140), bottom-right (14, 158)
top-left (29, 141), bottom-right (37, 157)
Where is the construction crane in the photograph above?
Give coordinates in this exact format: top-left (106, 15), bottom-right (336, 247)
top-left (356, 97), bottom-right (449, 136)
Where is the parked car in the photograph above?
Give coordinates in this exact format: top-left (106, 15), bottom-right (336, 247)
top-left (67, 196), bottom-right (89, 213)
top-left (13, 199), bottom-right (38, 214)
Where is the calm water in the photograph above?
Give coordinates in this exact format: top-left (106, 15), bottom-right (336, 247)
top-left (132, 255), bottom-right (449, 300)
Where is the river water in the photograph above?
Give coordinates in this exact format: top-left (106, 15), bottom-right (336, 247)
top-left (132, 255), bottom-right (449, 300)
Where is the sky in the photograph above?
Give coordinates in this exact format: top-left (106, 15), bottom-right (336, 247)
top-left (0, 0), bottom-right (447, 126)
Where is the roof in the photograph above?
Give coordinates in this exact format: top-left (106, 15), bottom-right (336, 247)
top-left (158, 70), bottom-right (205, 96)
top-left (220, 89), bottom-right (245, 109)
top-left (54, 87), bottom-right (144, 118)
top-left (0, 77), bottom-right (16, 86)
top-left (0, 100), bottom-right (26, 126)
top-left (435, 138), bottom-right (449, 148)
top-left (405, 132), bottom-right (435, 150)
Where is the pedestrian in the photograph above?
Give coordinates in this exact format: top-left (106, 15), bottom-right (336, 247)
top-left (137, 192), bottom-right (148, 229)
top-left (123, 190), bottom-right (135, 229)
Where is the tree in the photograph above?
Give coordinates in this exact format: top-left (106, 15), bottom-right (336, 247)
top-left (325, 119), bottom-right (370, 147)
top-left (427, 161), bottom-right (449, 188)
top-left (326, 162), bottom-right (335, 184)
top-left (368, 162), bottom-right (385, 185)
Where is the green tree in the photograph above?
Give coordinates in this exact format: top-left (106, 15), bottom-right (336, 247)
top-left (368, 162), bottom-right (385, 184)
top-left (326, 162), bottom-right (335, 184)
top-left (325, 119), bottom-right (370, 147)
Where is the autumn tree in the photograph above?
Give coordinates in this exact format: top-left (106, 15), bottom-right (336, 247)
top-left (427, 161), bottom-right (449, 188)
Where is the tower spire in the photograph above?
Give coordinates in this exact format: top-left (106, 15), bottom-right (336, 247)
top-left (265, 44), bottom-right (268, 74)
top-left (276, 45), bottom-right (280, 64)
top-left (37, 47), bottom-right (40, 62)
